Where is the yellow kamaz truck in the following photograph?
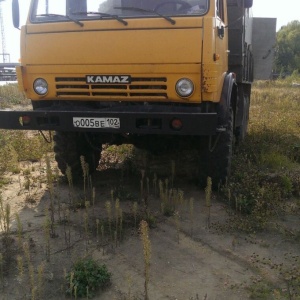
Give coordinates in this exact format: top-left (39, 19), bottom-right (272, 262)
top-left (1, 0), bottom-right (276, 186)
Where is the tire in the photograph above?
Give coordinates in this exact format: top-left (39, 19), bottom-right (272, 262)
top-left (53, 132), bottom-right (101, 178)
top-left (199, 109), bottom-right (234, 189)
top-left (235, 93), bottom-right (250, 144)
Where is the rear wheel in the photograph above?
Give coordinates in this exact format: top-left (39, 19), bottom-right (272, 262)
top-left (53, 132), bottom-right (101, 178)
top-left (235, 89), bottom-right (250, 144)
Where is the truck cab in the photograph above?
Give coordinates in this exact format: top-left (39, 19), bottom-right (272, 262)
top-left (19, 0), bottom-right (227, 104)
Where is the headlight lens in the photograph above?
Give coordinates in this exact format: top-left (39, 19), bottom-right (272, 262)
top-left (175, 78), bottom-right (194, 97)
top-left (33, 78), bottom-right (48, 95)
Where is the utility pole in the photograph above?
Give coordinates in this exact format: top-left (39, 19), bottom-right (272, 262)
top-left (0, 0), bottom-right (9, 63)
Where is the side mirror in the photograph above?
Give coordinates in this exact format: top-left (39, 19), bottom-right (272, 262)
top-left (244, 0), bottom-right (253, 8)
top-left (12, 0), bottom-right (20, 29)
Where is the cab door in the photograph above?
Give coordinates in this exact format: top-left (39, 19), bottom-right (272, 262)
top-left (215, 0), bottom-right (228, 75)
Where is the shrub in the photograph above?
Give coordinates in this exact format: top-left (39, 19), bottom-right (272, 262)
top-left (66, 258), bottom-right (111, 298)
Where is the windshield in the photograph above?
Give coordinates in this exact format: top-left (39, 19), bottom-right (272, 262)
top-left (31, 0), bottom-right (209, 23)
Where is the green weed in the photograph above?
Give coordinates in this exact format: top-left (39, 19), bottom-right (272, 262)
top-left (140, 220), bottom-right (151, 300)
top-left (65, 257), bottom-right (111, 298)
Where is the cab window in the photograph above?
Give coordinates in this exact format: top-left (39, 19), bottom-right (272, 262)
top-left (216, 0), bottom-right (225, 22)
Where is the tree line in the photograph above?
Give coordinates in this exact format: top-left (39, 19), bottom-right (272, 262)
top-left (274, 20), bottom-right (300, 76)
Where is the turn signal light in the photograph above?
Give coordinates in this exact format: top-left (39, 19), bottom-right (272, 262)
top-left (19, 115), bottom-right (31, 126)
top-left (213, 53), bottom-right (220, 61)
top-left (171, 118), bottom-right (183, 131)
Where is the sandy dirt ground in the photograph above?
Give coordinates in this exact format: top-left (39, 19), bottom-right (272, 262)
top-left (0, 151), bottom-right (299, 300)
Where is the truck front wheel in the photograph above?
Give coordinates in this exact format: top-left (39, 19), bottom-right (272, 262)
top-left (199, 109), bottom-right (234, 189)
top-left (53, 132), bottom-right (101, 179)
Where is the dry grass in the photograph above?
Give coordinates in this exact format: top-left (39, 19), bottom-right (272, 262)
top-left (221, 78), bottom-right (300, 230)
top-left (0, 78), bottom-right (299, 299)
top-left (0, 83), bottom-right (29, 108)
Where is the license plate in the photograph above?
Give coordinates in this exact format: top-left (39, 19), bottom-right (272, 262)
top-left (73, 117), bottom-right (120, 129)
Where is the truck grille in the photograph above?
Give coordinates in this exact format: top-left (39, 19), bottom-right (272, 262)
top-left (55, 77), bottom-right (168, 99)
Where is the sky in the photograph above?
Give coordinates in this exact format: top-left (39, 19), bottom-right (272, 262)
top-left (1, 0), bottom-right (300, 62)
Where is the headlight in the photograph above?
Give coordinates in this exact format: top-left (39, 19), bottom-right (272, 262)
top-left (175, 78), bottom-right (194, 97)
top-left (33, 78), bottom-right (48, 95)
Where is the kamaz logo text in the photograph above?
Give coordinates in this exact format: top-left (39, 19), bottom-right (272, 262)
top-left (86, 75), bottom-right (131, 84)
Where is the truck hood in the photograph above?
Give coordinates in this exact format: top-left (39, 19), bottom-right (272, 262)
top-left (24, 18), bottom-right (203, 65)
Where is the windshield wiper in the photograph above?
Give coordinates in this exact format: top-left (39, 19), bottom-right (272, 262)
top-left (114, 6), bottom-right (176, 25)
top-left (37, 13), bottom-right (84, 27)
top-left (73, 12), bottom-right (128, 26)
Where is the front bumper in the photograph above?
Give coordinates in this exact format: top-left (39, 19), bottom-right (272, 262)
top-left (0, 106), bottom-right (217, 136)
